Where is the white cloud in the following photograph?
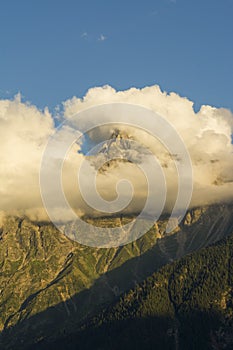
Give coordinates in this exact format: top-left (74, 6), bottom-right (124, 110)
top-left (0, 95), bottom-right (54, 221)
top-left (63, 85), bottom-right (233, 212)
top-left (81, 32), bottom-right (88, 39)
top-left (98, 34), bottom-right (107, 42)
top-left (0, 85), bottom-right (232, 223)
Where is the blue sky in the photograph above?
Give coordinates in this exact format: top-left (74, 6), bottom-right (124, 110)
top-left (0, 0), bottom-right (232, 112)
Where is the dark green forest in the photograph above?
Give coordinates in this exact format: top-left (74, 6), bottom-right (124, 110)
top-left (34, 233), bottom-right (233, 349)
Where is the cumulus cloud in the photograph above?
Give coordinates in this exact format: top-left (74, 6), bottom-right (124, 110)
top-left (63, 85), bottom-right (233, 212)
top-left (0, 86), bottom-right (233, 224)
top-left (0, 94), bottom-right (54, 221)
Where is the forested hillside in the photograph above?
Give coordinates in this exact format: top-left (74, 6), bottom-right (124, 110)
top-left (0, 204), bottom-right (232, 349)
top-left (47, 232), bottom-right (233, 350)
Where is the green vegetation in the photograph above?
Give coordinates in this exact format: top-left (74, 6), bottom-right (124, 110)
top-left (72, 234), bottom-right (233, 350)
top-left (0, 204), bottom-right (232, 349)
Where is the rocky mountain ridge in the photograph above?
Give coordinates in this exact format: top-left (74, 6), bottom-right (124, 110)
top-left (0, 203), bottom-right (232, 348)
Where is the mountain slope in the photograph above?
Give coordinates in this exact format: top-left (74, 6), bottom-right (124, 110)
top-left (0, 204), bottom-right (232, 349)
top-left (47, 230), bottom-right (233, 350)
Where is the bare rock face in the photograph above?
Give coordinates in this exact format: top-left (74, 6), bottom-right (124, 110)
top-left (0, 204), bottom-right (232, 349)
top-left (88, 129), bottom-right (149, 172)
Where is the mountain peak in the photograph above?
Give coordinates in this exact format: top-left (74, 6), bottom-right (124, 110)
top-left (88, 130), bottom-right (148, 172)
